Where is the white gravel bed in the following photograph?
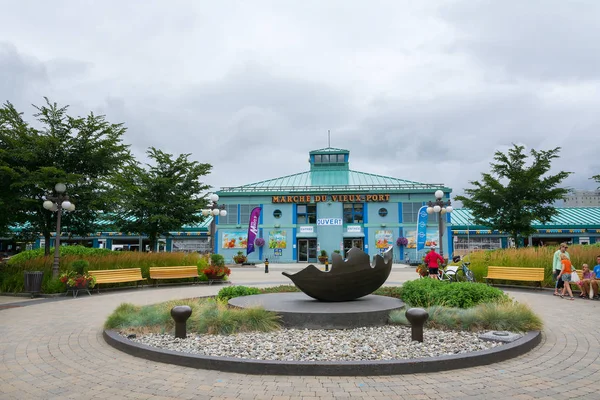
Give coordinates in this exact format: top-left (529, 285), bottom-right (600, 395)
top-left (125, 326), bottom-right (504, 362)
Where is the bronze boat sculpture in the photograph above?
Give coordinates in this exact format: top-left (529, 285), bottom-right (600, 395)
top-left (282, 246), bottom-right (393, 302)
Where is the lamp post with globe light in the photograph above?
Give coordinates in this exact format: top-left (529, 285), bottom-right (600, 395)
top-left (201, 193), bottom-right (227, 253)
top-left (42, 183), bottom-right (76, 279)
top-left (426, 190), bottom-right (453, 257)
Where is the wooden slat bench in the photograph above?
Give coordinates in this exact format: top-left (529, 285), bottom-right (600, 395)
top-left (89, 268), bottom-right (145, 293)
top-left (149, 266), bottom-right (199, 286)
top-left (484, 266), bottom-right (545, 289)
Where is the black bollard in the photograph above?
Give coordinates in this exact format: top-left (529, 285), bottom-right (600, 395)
top-left (171, 305), bottom-right (192, 339)
top-left (405, 307), bottom-right (429, 342)
top-left (264, 258), bottom-right (269, 273)
top-left (324, 259), bottom-right (329, 272)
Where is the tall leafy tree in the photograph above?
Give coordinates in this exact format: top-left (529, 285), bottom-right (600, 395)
top-left (454, 144), bottom-right (571, 247)
top-left (113, 147), bottom-right (212, 251)
top-left (0, 98), bottom-right (132, 254)
top-left (592, 174), bottom-right (600, 188)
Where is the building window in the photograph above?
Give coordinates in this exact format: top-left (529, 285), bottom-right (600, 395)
top-left (337, 154), bottom-right (345, 162)
top-left (297, 204), bottom-right (316, 224)
top-left (273, 209), bottom-right (282, 219)
top-left (402, 202), bottom-right (422, 223)
top-left (343, 203), bottom-right (364, 223)
top-left (378, 208), bottom-right (388, 217)
top-left (239, 204), bottom-right (260, 224)
top-left (454, 237), bottom-right (501, 251)
top-left (314, 155), bottom-right (321, 163)
top-left (220, 204), bottom-right (238, 224)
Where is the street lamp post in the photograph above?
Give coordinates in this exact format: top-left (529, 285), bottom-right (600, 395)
top-left (426, 190), bottom-right (453, 257)
top-left (201, 193), bottom-right (227, 253)
top-left (43, 183), bottom-right (76, 279)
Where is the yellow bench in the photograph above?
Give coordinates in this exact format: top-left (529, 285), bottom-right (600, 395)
top-left (89, 268), bottom-right (145, 293)
top-left (149, 266), bottom-right (199, 286)
top-left (484, 266), bottom-right (545, 289)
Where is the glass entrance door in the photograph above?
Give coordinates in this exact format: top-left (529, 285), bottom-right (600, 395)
top-left (343, 238), bottom-right (364, 257)
top-left (308, 239), bottom-right (317, 262)
top-left (298, 239), bottom-right (308, 262)
top-left (298, 239), bottom-right (318, 262)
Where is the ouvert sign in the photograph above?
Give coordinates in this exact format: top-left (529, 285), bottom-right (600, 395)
top-left (317, 218), bottom-right (343, 226)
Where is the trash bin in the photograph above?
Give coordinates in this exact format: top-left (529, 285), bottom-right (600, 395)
top-left (24, 271), bottom-right (44, 298)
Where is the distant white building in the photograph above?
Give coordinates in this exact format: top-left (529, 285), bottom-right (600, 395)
top-left (562, 190), bottom-right (600, 207)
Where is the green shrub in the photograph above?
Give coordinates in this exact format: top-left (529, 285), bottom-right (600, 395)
top-left (373, 286), bottom-right (403, 299)
top-left (210, 254), bottom-right (225, 267)
top-left (258, 285), bottom-right (300, 294)
top-left (216, 285), bottom-right (261, 301)
top-left (401, 278), bottom-right (507, 308)
top-left (43, 277), bottom-right (67, 294)
top-left (196, 256), bottom-right (209, 270)
top-left (70, 260), bottom-right (89, 275)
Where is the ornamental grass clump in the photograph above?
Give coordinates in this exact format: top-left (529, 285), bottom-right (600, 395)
top-left (400, 278), bottom-right (508, 308)
top-left (389, 300), bottom-right (542, 332)
top-left (104, 298), bottom-right (281, 336)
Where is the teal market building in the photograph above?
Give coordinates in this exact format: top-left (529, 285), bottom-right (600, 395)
top-left (214, 147), bottom-right (453, 263)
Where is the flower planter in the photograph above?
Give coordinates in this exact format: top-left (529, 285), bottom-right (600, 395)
top-left (205, 274), bottom-right (225, 280)
top-left (318, 256), bottom-right (328, 264)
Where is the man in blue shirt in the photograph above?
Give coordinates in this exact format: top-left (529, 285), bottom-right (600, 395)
top-left (593, 255), bottom-right (600, 299)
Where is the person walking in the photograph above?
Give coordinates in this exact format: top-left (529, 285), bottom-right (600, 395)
top-left (558, 253), bottom-right (575, 300)
top-left (424, 245), bottom-right (444, 279)
top-left (553, 242), bottom-right (570, 296)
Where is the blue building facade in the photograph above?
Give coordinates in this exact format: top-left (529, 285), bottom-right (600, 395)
top-left (215, 147), bottom-right (453, 263)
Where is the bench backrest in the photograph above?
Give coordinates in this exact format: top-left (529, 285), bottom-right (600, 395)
top-left (89, 268), bottom-right (144, 284)
top-left (486, 266), bottom-right (545, 282)
top-left (149, 266), bottom-right (199, 279)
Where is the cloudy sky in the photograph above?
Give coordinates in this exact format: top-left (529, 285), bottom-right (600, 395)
top-left (1, 0), bottom-right (599, 199)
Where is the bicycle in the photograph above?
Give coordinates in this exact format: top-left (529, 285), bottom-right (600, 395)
top-left (439, 256), bottom-right (475, 282)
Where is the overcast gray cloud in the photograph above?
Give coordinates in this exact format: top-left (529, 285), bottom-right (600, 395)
top-left (1, 0), bottom-right (599, 198)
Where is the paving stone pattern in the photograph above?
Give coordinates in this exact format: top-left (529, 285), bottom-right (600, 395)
top-left (1, 266), bottom-right (600, 399)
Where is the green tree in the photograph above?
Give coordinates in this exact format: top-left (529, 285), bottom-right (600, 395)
top-left (454, 144), bottom-right (571, 247)
top-left (113, 147), bottom-right (212, 251)
top-left (0, 98), bottom-right (132, 255)
top-left (592, 174), bottom-right (600, 188)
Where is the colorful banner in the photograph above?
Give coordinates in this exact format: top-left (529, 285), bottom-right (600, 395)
top-left (416, 206), bottom-right (429, 251)
top-left (221, 231), bottom-right (248, 249)
top-left (269, 230), bottom-right (287, 248)
top-left (406, 227), bottom-right (439, 249)
top-left (375, 230), bottom-right (393, 249)
top-left (246, 207), bottom-right (261, 255)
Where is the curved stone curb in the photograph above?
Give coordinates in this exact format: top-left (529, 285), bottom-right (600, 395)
top-left (103, 329), bottom-right (541, 376)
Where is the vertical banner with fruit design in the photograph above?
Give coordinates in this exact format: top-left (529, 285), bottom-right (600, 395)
top-left (246, 207), bottom-right (261, 255)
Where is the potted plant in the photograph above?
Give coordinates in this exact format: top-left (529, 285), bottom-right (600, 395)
top-left (396, 237), bottom-right (408, 247)
top-left (233, 251), bottom-right (247, 264)
top-left (416, 264), bottom-right (429, 277)
top-left (318, 250), bottom-right (328, 264)
top-left (59, 270), bottom-right (96, 290)
top-left (255, 237), bottom-right (265, 248)
top-left (202, 265), bottom-right (232, 280)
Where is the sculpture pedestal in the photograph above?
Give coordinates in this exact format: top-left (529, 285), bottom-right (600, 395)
top-left (229, 292), bottom-right (404, 330)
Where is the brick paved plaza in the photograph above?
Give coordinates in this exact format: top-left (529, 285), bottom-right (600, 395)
top-left (1, 265), bottom-right (600, 399)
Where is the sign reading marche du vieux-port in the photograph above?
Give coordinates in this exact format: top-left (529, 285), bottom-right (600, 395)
top-left (272, 194), bottom-right (391, 203)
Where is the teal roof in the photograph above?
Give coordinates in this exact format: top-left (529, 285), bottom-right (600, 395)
top-left (309, 147), bottom-right (349, 154)
top-left (452, 208), bottom-right (600, 229)
top-left (219, 169), bottom-right (447, 194)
